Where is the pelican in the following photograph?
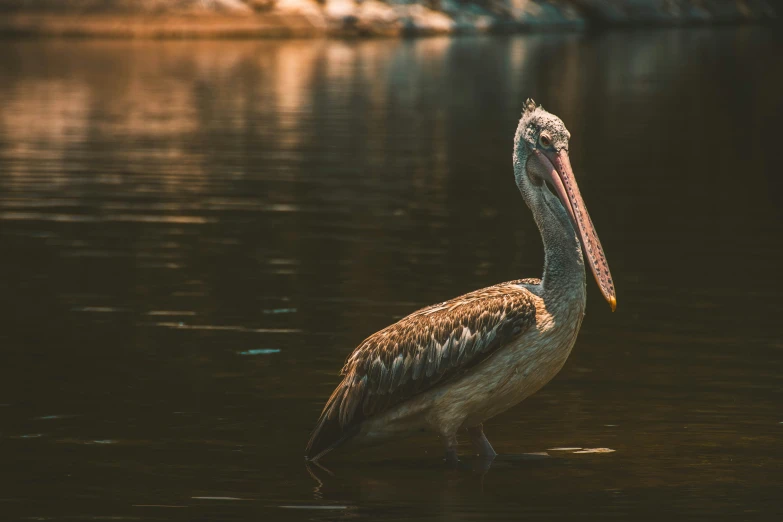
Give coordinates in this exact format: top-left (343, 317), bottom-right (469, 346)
top-left (305, 100), bottom-right (616, 464)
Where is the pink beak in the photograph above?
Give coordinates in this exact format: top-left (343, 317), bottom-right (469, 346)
top-left (534, 148), bottom-right (617, 311)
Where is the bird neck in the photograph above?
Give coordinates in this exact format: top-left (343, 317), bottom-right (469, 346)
top-left (535, 193), bottom-right (586, 299)
top-left (515, 168), bottom-right (585, 301)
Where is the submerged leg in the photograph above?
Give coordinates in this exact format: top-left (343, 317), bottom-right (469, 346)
top-left (443, 433), bottom-right (459, 467)
top-left (467, 424), bottom-right (497, 458)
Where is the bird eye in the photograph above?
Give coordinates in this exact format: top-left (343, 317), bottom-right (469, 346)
top-left (539, 134), bottom-right (552, 148)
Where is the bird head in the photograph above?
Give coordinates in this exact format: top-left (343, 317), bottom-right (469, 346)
top-left (514, 99), bottom-right (616, 311)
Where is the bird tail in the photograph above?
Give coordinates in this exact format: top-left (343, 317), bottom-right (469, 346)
top-left (305, 381), bottom-right (357, 461)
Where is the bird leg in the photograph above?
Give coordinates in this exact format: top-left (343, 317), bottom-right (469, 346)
top-left (442, 433), bottom-right (459, 467)
top-left (467, 424), bottom-right (497, 458)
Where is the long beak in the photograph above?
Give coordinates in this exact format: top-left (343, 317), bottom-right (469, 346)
top-left (535, 149), bottom-right (617, 311)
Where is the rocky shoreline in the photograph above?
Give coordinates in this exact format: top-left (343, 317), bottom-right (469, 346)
top-left (0, 0), bottom-right (776, 37)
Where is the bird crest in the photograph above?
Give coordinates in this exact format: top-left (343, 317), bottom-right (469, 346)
top-left (523, 98), bottom-right (539, 114)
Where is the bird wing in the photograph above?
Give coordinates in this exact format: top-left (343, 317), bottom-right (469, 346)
top-left (305, 279), bottom-right (539, 460)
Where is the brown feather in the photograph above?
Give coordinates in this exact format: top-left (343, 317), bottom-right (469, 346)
top-left (304, 278), bottom-right (539, 460)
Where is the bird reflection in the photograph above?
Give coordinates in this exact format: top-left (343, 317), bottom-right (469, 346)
top-left (305, 451), bottom-right (555, 505)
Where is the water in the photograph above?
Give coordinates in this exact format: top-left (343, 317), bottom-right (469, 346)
top-left (0, 28), bottom-right (782, 520)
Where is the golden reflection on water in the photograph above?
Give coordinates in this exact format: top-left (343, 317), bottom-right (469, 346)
top-left (0, 34), bottom-right (682, 205)
top-left (0, 37), bottom-right (538, 198)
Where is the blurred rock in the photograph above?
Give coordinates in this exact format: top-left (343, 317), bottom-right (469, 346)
top-left (0, 0), bottom-right (777, 36)
top-left (324, 0), bottom-right (360, 31)
top-left (355, 1), bottom-right (401, 35)
top-left (574, 0), bottom-right (777, 25)
top-left (247, 0), bottom-right (277, 11)
top-left (275, 0), bottom-right (327, 26)
top-left (0, 0), bottom-right (254, 14)
top-left (508, 0), bottom-right (585, 28)
top-left (398, 4), bottom-right (455, 34)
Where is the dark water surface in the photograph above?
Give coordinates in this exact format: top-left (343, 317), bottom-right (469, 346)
top-left (1, 29), bottom-right (782, 520)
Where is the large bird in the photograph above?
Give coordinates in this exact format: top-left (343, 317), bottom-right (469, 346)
top-left (305, 100), bottom-right (616, 464)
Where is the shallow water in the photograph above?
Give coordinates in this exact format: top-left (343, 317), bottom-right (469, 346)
top-left (0, 28), bottom-right (782, 520)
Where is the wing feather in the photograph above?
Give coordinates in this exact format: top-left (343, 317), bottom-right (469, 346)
top-left (305, 279), bottom-right (539, 460)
